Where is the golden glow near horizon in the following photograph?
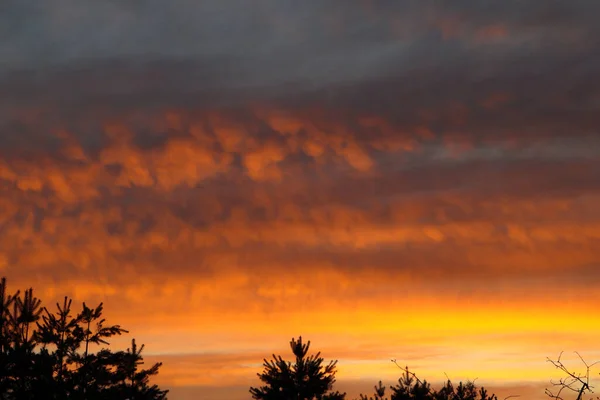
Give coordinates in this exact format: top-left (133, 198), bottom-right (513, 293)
top-left (2, 3), bottom-right (600, 399)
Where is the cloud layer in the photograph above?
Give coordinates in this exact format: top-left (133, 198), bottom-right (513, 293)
top-left (1, 1), bottom-right (600, 399)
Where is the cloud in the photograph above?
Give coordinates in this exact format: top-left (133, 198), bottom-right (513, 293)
top-left (1, 105), bottom-right (599, 307)
top-left (1, 1), bottom-right (600, 398)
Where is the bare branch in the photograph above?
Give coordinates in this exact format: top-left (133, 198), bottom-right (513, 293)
top-left (546, 352), bottom-right (599, 400)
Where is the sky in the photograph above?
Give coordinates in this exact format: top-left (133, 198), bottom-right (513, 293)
top-left (1, 1), bottom-right (600, 399)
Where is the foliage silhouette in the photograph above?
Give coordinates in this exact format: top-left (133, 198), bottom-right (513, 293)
top-left (250, 336), bottom-right (347, 400)
top-left (5, 275), bottom-right (596, 400)
top-left (357, 364), bottom-right (498, 400)
top-left (0, 277), bottom-right (168, 400)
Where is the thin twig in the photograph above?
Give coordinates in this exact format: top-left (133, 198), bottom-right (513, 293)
top-left (545, 351), bottom-right (599, 400)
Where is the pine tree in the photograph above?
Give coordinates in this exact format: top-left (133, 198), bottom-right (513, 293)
top-left (250, 336), bottom-right (346, 400)
top-left (389, 366), bottom-right (432, 400)
top-left (116, 338), bottom-right (168, 400)
top-left (358, 381), bottom-right (387, 400)
top-left (357, 364), bottom-right (499, 400)
top-left (73, 301), bottom-right (129, 399)
top-left (0, 277), bottom-right (19, 395)
top-left (0, 282), bottom-right (44, 399)
top-left (0, 277), bottom-right (168, 400)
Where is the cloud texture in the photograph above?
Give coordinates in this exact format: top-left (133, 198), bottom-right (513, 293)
top-left (1, 1), bottom-right (600, 399)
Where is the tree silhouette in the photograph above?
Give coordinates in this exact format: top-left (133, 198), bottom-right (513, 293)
top-left (0, 279), bottom-right (45, 399)
top-left (545, 352), bottom-right (599, 400)
top-left (250, 336), bottom-right (346, 400)
top-left (357, 363), bottom-right (498, 400)
top-left (116, 338), bottom-right (168, 399)
top-left (358, 381), bottom-right (387, 400)
top-left (389, 365), bottom-right (432, 400)
top-left (0, 277), bottom-right (168, 400)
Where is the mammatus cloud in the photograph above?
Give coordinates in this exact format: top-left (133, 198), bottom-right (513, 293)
top-left (1, 1), bottom-right (600, 399)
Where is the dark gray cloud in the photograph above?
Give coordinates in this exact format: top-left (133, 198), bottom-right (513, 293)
top-left (1, 0), bottom-right (599, 167)
top-left (2, 0), bottom-right (600, 107)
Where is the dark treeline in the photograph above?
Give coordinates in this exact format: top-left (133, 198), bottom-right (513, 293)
top-left (250, 337), bottom-right (600, 400)
top-left (0, 277), bottom-right (167, 400)
top-left (250, 336), bottom-right (499, 400)
top-left (1, 277), bottom-right (596, 400)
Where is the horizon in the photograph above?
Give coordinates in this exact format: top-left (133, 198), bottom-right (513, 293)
top-left (1, 1), bottom-right (600, 399)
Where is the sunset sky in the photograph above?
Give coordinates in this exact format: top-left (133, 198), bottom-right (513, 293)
top-left (1, 1), bottom-right (600, 399)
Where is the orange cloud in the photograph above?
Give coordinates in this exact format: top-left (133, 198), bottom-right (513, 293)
top-left (0, 104), bottom-right (598, 400)
top-left (474, 24), bottom-right (509, 43)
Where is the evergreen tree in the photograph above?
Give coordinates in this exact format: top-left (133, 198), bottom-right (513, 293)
top-left (116, 338), bottom-right (168, 400)
top-left (0, 277), bottom-right (168, 400)
top-left (0, 280), bottom-right (44, 399)
top-left (389, 366), bottom-right (432, 400)
top-left (250, 336), bottom-right (346, 400)
top-left (358, 381), bottom-right (387, 400)
top-left (357, 365), bottom-right (498, 400)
